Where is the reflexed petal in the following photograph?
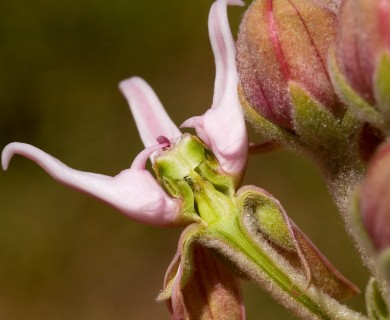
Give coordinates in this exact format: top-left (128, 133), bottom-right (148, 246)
top-left (119, 77), bottom-right (182, 148)
top-left (181, 0), bottom-right (248, 181)
top-left (2, 142), bottom-right (180, 226)
top-left (170, 246), bottom-right (245, 320)
top-left (158, 225), bottom-right (245, 320)
top-left (210, 0), bottom-right (244, 108)
top-left (291, 221), bottom-right (360, 300)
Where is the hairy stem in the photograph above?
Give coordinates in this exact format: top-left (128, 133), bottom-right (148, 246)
top-left (209, 217), bottom-right (367, 320)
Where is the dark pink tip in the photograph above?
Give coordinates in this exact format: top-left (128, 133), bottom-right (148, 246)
top-left (157, 136), bottom-right (171, 146)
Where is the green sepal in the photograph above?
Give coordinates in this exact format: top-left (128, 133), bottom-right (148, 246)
top-left (236, 185), bottom-right (360, 301)
top-left (341, 110), bottom-right (361, 134)
top-left (157, 224), bottom-right (244, 320)
top-left (374, 53), bottom-right (390, 124)
top-left (329, 48), bottom-right (383, 129)
top-left (238, 86), bottom-right (299, 147)
top-left (378, 249), bottom-right (390, 298)
top-left (366, 277), bottom-right (389, 320)
top-left (236, 186), bottom-right (294, 251)
top-left (157, 224), bottom-right (203, 302)
top-left (289, 81), bottom-right (345, 150)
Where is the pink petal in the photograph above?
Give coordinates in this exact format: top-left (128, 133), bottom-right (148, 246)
top-left (181, 0), bottom-right (248, 181)
top-left (170, 246), bottom-right (245, 320)
top-left (210, 0), bottom-right (245, 108)
top-left (161, 225), bottom-right (245, 320)
top-left (119, 77), bottom-right (182, 148)
top-left (2, 142), bottom-right (180, 226)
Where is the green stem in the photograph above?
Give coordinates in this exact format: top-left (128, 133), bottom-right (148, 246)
top-left (211, 218), bottom-right (367, 320)
top-left (322, 154), bottom-right (365, 216)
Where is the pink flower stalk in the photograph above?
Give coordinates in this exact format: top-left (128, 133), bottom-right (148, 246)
top-left (2, 0), bottom-right (247, 227)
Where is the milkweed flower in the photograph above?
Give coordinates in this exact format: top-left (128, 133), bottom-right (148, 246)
top-left (2, 0), bottom-right (248, 227)
top-left (3, 0), bottom-right (247, 318)
top-left (2, 1), bottom-right (363, 319)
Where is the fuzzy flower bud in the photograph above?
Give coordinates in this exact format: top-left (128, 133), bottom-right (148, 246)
top-left (158, 225), bottom-right (245, 320)
top-left (331, 0), bottom-right (390, 130)
top-left (237, 0), bottom-right (340, 131)
top-left (360, 140), bottom-right (390, 252)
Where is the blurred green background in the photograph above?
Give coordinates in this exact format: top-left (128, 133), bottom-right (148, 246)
top-left (0, 0), bottom-right (368, 319)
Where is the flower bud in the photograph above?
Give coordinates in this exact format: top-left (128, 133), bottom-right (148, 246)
top-left (237, 0), bottom-right (340, 131)
top-left (237, 185), bottom-right (359, 301)
top-left (360, 140), bottom-right (390, 252)
top-left (365, 277), bottom-right (389, 320)
top-left (332, 0), bottom-right (390, 129)
top-left (158, 225), bottom-right (245, 320)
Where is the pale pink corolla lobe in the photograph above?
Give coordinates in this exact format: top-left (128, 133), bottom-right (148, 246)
top-left (181, 0), bottom-right (248, 181)
top-left (2, 142), bottom-right (180, 226)
top-left (119, 77), bottom-right (182, 149)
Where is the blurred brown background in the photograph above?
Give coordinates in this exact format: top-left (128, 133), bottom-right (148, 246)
top-left (0, 0), bottom-right (368, 319)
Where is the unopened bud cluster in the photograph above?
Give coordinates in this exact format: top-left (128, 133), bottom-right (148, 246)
top-left (236, 0), bottom-right (390, 269)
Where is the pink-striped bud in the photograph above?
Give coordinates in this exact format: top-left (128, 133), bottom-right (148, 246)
top-left (335, 0), bottom-right (390, 107)
top-left (237, 0), bottom-right (341, 131)
top-left (360, 140), bottom-right (390, 252)
top-left (332, 0), bottom-right (390, 130)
